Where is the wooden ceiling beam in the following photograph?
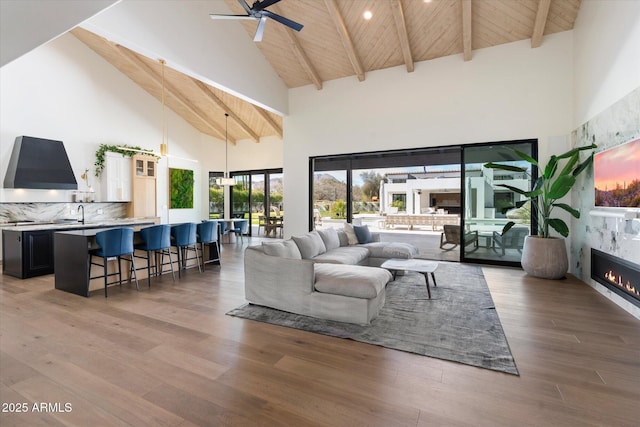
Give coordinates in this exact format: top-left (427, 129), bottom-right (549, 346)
top-left (270, 3), bottom-right (322, 90)
top-left (251, 105), bottom-right (283, 138)
top-left (531, 0), bottom-right (551, 48)
top-left (324, 0), bottom-right (365, 82)
top-left (191, 79), bottom-right (259, 142)
top-left (462, 0), bottom-right (472, 61)
top-left (113, 44), bottom-right (231, 142)
top-left (285, 29), bottom-right (323, 90)
top-left (391, 0), bottom-right (414, 73)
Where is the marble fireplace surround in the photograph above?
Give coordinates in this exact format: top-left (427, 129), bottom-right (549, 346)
top-left (572, 87), bottom-right (640, 319)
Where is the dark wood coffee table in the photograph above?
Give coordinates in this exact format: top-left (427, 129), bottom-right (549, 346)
top-left (381, 258), bottom-right (439, 298)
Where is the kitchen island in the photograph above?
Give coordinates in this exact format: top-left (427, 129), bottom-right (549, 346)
top-left (2, 218), bottom-right (157, 279)
top-left (54, 223), bottom-right (155, 297)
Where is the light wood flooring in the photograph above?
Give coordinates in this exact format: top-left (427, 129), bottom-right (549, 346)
top-left (1, 238), bottom-right (639, 426)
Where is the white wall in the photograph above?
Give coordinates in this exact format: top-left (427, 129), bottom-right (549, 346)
top-left (0, 33), bottom-right (210, 223)
top-left (0, 0), bottom-right (118, 67)
top-left (570, 0), bottom-right (640, 319)
top-left (573, 0), bottom-right (640, 126)
top-left (283, 32), bottom-right (574, 236)
top-left (82, 0), bottom-right (289, 115)
top-left (196, 134), bottom-right (283, 217)
top-left (1, 31), bottom-right (284, 224)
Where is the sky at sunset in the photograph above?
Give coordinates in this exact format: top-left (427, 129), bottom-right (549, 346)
top-left (594, 138), bottom-right (640, 191)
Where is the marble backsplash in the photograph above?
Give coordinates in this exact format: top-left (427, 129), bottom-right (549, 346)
top-left (0, 202), bottom-right (128, 223)
top-left (571, 87), bottom-right (640, 319)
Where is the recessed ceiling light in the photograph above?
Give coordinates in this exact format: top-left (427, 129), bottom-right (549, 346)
top-left (424, 0), bottom-right (433, 3)
top-left (363, 10), bottom-right (373, 20)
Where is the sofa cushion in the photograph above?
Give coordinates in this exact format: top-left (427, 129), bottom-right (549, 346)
top-left (317, 228), bottom-right (340, 251)
top-left (314, 263), bottom-right (391, 299)
top-left (362, 242), bottom-right (418, 259)
top-left (262, 240), bottom-right (302, 259)
top-left (343, 223), bottom-right (359, 245)
top-left (336, 230), bottom-right (349, 247)
top-left (353, 224), bottom-right (373, 244)
top-left (292, 231), bottom-right (327, 259)
top-left (312, 246), bottom-right (370, 265)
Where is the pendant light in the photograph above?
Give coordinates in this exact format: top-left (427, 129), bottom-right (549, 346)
top-left (117, 58), bottom-right (196, 162)
top-left (216, 113), bottom-right (235, 186)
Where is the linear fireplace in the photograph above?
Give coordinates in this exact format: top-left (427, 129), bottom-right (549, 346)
top-left (591, 249), bottom-right (640, 308)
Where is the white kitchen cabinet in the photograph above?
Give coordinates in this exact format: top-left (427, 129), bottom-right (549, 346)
top-left (101, 152), bottom-right (132, 202)
top-left (127, 154), bottom-right (157, 218)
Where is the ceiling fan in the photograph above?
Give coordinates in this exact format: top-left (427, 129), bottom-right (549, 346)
top-left (210, 0), bottom-right (303, 42)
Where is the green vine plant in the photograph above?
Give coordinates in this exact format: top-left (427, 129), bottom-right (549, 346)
top-left (94, 144), bottom-right (159, 177)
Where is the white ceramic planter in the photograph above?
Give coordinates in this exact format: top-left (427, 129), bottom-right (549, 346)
top-left (520, 236), bottom-right (568, 280)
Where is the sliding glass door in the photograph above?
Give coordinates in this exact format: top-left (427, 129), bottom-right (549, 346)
top-left (208, 172), bottom-right (224, 219)
top-left (230, 168), bottom-right (283, 237)
top-left (310, 140), bottom-right (537, 267)
top-left (461, 140), bottom-right (536, 266)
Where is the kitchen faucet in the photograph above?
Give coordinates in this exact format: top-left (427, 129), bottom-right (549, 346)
top-left (77, 204), bottom-right (85, 224)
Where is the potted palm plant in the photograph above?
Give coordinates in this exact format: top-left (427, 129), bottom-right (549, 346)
top-left (484, 143), bottom-right (596, 279)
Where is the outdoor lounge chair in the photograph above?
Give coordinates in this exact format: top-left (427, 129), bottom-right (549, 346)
top-left (492, 226), bottom-right (529, 256)
top-left (439, 224), bottom-right (478, 251)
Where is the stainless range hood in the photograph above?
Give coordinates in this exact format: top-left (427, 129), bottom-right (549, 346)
top-left (3, 136), bottom-right (78, 190)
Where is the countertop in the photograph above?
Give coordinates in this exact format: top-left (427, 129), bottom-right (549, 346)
top-left (1, 218), bottom-right (157, 232)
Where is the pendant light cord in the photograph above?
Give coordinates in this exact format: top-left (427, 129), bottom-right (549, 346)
top-left (225, 113), bottom-right (229, 179)
top-left (160, 59), bottom-right (167, 155)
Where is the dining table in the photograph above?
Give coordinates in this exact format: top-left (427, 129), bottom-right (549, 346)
top-left (264, 216), bottom-right (283, 237)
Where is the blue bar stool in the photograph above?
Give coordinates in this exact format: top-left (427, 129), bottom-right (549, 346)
top-left (135, 224), bottom-right (175, 287)
top-left (197, 220), bottom-right (220, 270)
top-left (89, 227), bottom-right (139, 297)
top-left (170, 223), bottom-right (202, 277)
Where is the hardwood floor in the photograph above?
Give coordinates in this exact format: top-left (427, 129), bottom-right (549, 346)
top-left (1, 238), bottom-right (639, 426)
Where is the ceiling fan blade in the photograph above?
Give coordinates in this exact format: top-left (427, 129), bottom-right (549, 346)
top-left (254, 16), bottom-right (267, 42)
top-left (236, 0), bottom-right (252, 14)
top-left (254, 0), bottom-right (281, 11)
top-left (262, 10), bottom-right (303, 32)
top-left (209, 14), bottom-right (255, 20)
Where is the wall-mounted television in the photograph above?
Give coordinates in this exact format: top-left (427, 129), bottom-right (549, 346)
top-left (594, 137), bottom-right (640, 208)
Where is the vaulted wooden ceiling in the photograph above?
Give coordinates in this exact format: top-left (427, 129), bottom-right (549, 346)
top-left (72, 0), bottom-right (581, 143)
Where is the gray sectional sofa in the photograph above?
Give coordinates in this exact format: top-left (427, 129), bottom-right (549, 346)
top-left (244, 226), bottom-right (418, 324)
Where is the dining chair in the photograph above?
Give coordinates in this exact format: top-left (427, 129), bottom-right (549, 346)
top-left (197, 220), bottom-right (220, 270)
top-left (231, 219), bottom-right (249, 243)
top-left (219, 220), bottom-right (232, 244)
top-left (257, 215), bottom-right (266, 235)
top-left (89, 227), bottom-right (139, 297)
top-left (135, 224), bottom-right (175, 288)
top-left (170, 223), bottom-right (202, 277)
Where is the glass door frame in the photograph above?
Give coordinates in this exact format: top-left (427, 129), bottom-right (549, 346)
top-left (230, 168), bottom-right (283, 237)
top-left (308, 139), bottom-right (538, 268)
top-left (460, 139), bottom-right (538, 267)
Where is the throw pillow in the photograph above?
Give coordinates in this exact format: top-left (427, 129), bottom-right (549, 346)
top-left (317, 228), bottom-right (340, 251)
top-left (292, 231), bottom-right (327, 259)
top-left (336, 230), bottom-right (349, 247)
top-left (353, 224), bottom-right (373, 244)
top-left (343, 223), bottom-right (359, 245)
top-left (262, 240), bottom-right (302, 259)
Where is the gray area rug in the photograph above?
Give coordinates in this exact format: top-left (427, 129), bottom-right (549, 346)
top-left (227, 262), bottom-right (518, 375)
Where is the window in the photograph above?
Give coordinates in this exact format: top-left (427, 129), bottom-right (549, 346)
top-left (310, 140), bottom-right (537, 268)
top-left (230, 168), bottom-right (283, 236)
top-left (208, 172), bottom-right (224, 219)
